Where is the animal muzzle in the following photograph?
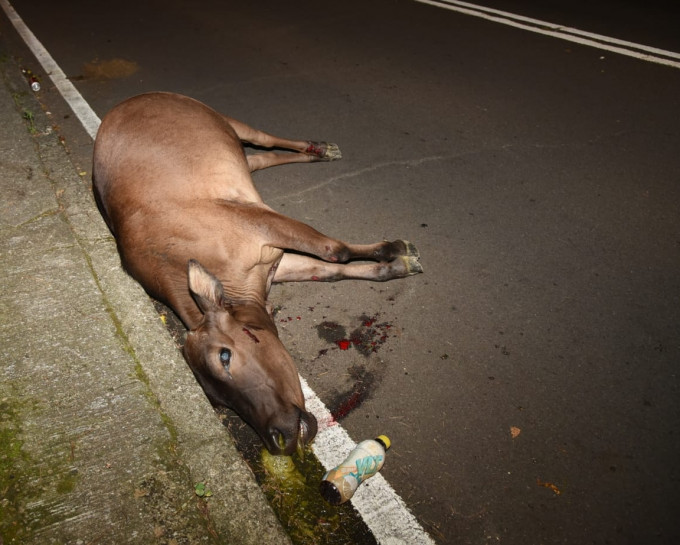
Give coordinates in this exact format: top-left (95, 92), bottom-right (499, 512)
top-left (265, 407), bottom-right (318, 456)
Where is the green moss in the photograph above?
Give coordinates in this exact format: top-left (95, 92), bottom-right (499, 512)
top-left (259, 447), bottom-right (378, 544)
top-left (0, 395), bottom-right (75, 541)
top-left (21, 109), bottom-right (37, 134)
top-left (56, 469), bottom-right (79, 495)
top-left (0, 397), bottom-right (32, 542)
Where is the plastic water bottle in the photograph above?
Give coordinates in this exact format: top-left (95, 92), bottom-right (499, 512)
top-left (319, 435), bottom-right (390, 505)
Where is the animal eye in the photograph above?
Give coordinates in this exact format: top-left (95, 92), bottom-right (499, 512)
top-left (219, 348), bottom-right (232, 369)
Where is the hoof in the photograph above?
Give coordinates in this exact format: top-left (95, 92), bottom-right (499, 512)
top-left (401, 240), bottom-right (420, 259)
top-left (401, 255), bottom-right (424, 276)
top-left (306, 141), bottom-right (342, 161)
top-left (321, 143), bottom-right (342, 161)
top-left (377, 254), bottom-right (423, 281)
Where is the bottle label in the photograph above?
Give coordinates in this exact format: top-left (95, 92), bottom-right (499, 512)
top-left (352, 454), bottom-right (383, 481)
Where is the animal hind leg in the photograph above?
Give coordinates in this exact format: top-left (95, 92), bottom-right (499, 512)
top-left (251, 206), bottom-right (420, 264)
top-left (221, 115), bottom-right (341, 172)
top-left (245, 150), bottom-right (331, 172)
top-left (236, 203), bottom-right (421, 269)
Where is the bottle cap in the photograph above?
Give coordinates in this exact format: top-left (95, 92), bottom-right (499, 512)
top-left (376, 435), bottom-right (391, 450)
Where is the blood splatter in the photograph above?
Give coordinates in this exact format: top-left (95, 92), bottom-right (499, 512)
top-left (328, 365), bottom-right (376, 422)
top-left (349, 314), bottom-right (394, 356)
top-left (316, 321), bottom-right (348, 345)
top-left (316, 315), bottom-right (395, 356)
top-left (336, 339), bottom-right (351, 350)
top-left (331, 391), bottom-right (362, 419)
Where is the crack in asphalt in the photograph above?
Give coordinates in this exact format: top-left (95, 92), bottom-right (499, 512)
top-left (274, 152), bottom-right (476, 202)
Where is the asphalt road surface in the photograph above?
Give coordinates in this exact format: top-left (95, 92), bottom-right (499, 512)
top-left (3, 1), bottom-right (679, 543)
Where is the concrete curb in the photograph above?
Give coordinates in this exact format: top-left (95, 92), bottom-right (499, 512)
top-left (0, 45), bottom-right (290, 544)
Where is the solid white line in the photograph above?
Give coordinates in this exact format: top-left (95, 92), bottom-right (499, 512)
top-left (301, 376), bottom-right (436, 545)
top-left (0, 0), bottom-right (101, 139)
top-left (415, 0), bottom-right (680, 69)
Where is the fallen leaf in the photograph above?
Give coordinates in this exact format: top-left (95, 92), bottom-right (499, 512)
top-left (510, 426), bottom-right (521, 439)
top-left (195, 481), bottom-right (212, 497)
top-left (537, 478), bottom-right (561, 495)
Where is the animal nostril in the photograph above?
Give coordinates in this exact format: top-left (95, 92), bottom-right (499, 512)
top-left (267, 409), bottom-right (317, 455)
top-left (269, 428), bottom-right (289, 453)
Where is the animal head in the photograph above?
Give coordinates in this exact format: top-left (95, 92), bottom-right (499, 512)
top-left (182, 260), bottom-right (317, 456)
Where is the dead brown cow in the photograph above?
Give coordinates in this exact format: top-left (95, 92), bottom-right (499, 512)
top-left (92, 92), bottom-right (422, 455)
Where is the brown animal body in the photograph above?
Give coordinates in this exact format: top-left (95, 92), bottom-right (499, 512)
top-left (93, 92), bottom-right (422, 455)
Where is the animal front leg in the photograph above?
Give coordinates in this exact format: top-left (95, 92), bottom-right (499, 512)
top-left (221, 115), bottom-right (341, 172)
top-left (273, 253), bottom-right (423, 283)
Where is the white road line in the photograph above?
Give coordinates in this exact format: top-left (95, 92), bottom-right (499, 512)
top-left (301, 376), bottom-right (436, 545)
top-left (1, 0), bottom-right (101, 139)
top-left (1, 2), bottom-right (437, 542)
top-left (415, 0), bottom-right (680, 70)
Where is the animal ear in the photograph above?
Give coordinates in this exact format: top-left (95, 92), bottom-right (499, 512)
top-left (187, 259), bottom-right (226, 314)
